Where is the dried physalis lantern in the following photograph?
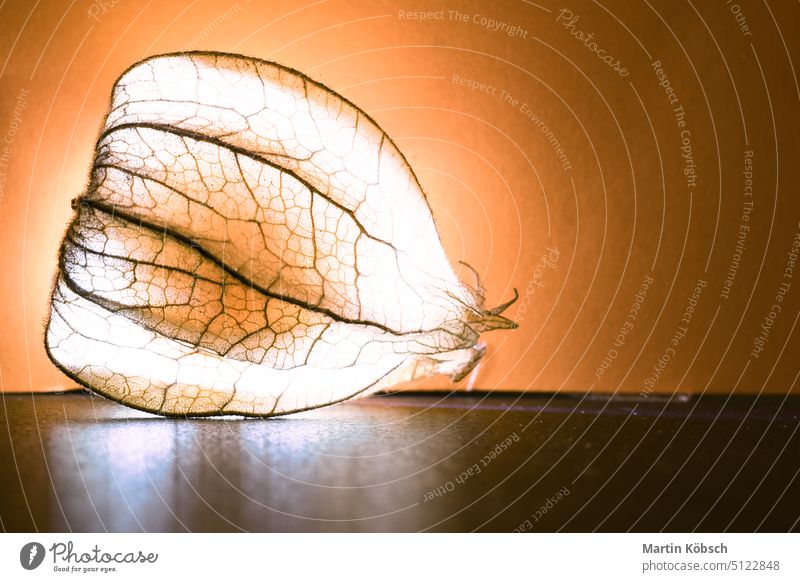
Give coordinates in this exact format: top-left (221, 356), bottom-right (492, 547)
top-left (45, 52), bottom-right (518, 417)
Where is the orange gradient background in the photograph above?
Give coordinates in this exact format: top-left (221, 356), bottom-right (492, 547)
top-left (1, 0), bottom-right (798, 394)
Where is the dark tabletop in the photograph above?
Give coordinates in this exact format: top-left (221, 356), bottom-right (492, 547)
top-left (1, 391), bottom-right (798, 532)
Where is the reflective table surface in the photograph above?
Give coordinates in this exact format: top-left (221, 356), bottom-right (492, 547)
top-left (1, 392), bottom-right (798, 532)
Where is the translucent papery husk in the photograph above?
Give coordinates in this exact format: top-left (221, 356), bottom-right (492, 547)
top-left (46, 52), bottom-right (517, 417)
